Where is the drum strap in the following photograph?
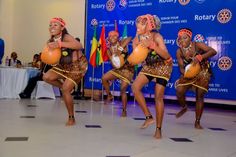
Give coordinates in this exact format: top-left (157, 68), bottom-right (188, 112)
top-left (121, 51), bottom-right (128, 60)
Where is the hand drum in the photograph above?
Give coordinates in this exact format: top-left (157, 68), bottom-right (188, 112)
top-left (41, 46), bottom-right (61, 65)
top-left (127, 44), bottom-right (149, 65)
top-left (111, 54), bottom-right (125, 69)
top-left (184, 62), bottom-right (201, 78)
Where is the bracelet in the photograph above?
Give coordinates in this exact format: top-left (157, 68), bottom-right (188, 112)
top-left (165, 57), bottom-right (173, 64)
top-left (118, 46), bottom-right (124, 52)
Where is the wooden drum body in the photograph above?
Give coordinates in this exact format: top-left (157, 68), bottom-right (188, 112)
top-left (184, 62), bottom-right (201, 78)
top-left (127, 44), bottom-right (149, 65)
top-left (41, 46), bottom-right (61, 65)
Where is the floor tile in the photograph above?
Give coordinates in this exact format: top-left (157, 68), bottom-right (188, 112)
top-left (75, 110), bottom-right (87, 113)
top-left (208, 128), bottom-right (227, 131)
top-left (20, 116), bottom-right (35, 118)
top-left (170, 138), bottom-right (193, 142)
top-left (85, 125), bottom-right (102, 128)
top-left (166, 113), bottom-right (176, 115)
top-left (133, 117), bottom-right (146, 120)
top-left (5, 137), bottom-right (28, 141)
top-left (27, 105), bottom-right (37, 107)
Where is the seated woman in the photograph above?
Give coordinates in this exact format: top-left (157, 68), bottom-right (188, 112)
top-left (31, 53), bottom-right (41, 68)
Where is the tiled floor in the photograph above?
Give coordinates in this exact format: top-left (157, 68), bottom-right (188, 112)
top-left (0, 98), bottom-right (235, 157)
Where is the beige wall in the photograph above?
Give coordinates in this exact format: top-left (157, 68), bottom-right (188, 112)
top-left (0, 0), bottom-right (85, 63)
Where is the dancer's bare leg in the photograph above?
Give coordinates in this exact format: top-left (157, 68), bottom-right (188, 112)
top-left (132, 74), bottom-right (154, 129)
top-left (43, 70), bottom-right (63, 88)
top-left (176, 85), bottom-right (191, 118)
top-left (154, 84), bottom-right (165, 139)
top-left (195, 88), bottom-right (205, 129)
top-left (120, 81), bottom-right (129, 117)
top-left (61, 79), bottom-right (76, 126)
top-left (102, 72), bottom-right (117, 102)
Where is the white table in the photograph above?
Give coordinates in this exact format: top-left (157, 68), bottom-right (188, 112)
top-left (0, 66), bottom-right (40, 99)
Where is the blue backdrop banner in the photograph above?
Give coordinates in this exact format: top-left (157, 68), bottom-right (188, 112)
top-left (85, 0), bottom-right (235, 102)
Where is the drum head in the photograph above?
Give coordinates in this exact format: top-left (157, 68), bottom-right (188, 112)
top-left (111, 55), bottom-right (121, 68)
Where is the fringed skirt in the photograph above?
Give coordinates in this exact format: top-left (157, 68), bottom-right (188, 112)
top-left (140, 61), bottom-right (173, 81)
top-left (175, 63), bottom-right (211, 92)
top-left (109, 63), bottom-right (134, 84)
top-left (52, 55), bottom-right (88, 87)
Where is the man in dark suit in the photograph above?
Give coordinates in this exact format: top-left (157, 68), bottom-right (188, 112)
top-left (19, 54), bottom-right (51, 98)
top-left (8, 52), bottom-right (22, 66)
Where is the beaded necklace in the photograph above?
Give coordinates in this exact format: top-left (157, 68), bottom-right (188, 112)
top-left (53, 35), bottom-right (61, 42)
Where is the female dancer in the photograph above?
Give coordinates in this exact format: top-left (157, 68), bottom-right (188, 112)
top-left (175, 28), bottom-right (216, 129)
top-left (102, 31), bottom-right (133, 117)
top-left (132, 14), bottom-right (173, 139)
top-left (43, 17), bottom-right (88, 126)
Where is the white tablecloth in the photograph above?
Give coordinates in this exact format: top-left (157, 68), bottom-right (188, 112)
top-left (0, 66), bottom-right (40, 99)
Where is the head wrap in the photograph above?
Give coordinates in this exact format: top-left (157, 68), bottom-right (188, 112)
top-left (136, 14), bottom-right (161, 31)
top-left (178, 28), bottom-right (192, 38)
top-left (50, 17), bottom-right (66, 27)
top-left (108, 31), bottom-right (119, 38)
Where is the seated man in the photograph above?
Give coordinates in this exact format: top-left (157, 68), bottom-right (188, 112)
top-left (19, 54), bottom-right (51, 98)
top-left (8, 52), bottom-right (22, 67)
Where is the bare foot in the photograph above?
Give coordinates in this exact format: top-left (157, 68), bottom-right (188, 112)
top-left (66, 116), bottom-right (75, 126)
top-left (154, 128), bottom-right (162, 139)
top-left (121, 110), bottom-right (127, 117)
top-left (194, 121), bottom-right (203, 129)
top-left (105, 95), bottom-right (113, 103)
top-left (176, 106), bottom-right (188, 118)
top-left (140, 118), bottom-right (155, 129)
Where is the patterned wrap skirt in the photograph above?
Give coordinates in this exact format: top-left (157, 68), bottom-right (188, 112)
top-left (51, 55), bottom-right (88, 87)
top-left (140, 60), bottom-right (173, 82)
top-left (109, 62), bottom-right (134, 84)
top-left (175, 62), bottom-right (211, 92)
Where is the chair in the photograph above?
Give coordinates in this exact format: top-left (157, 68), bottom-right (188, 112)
top-left (53, 86), bottom-right (61, 97)
top-left (35, 81), bottom-right (56, 99)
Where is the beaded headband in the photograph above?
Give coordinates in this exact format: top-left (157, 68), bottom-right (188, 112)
top-left (50, 17), bottom-right (66, 27)
top-left (136, 14), bottom-right (161, 31)
top-left (108, 31), bottom-right (119, 37)
top-left (178, 29), bottom-right (192, 38)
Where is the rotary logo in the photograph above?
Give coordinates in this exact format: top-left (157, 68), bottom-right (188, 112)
top-left (91, 18), bottom-right (98, 26)
top-left (218, 56), bottom-right (232, 71)
top-left (178, 0), bottom-right (190, 5)
top-left (194, 34), bottom-right (205, 43)
top-left (217, 9), bottom-right (232, 24)
top-left (119, 0), bottom-right (127, 10)
top-left (106, 0), bottom-right (116, 11)
top-left (194, 0), bottom-right (205, 4)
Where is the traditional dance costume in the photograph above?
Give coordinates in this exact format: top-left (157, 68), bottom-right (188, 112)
top-left (175, 42), bottom-right (211, 92)
top-left (108, 42), bottom-right (134, 84)
top-left (140, 48), bottom-right (172, 86)
top-left (52, 47), bottom-right (88, 87)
